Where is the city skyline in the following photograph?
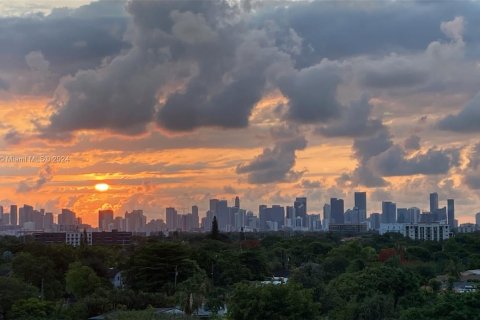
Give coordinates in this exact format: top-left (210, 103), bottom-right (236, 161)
top-left (3, 1), bottom-right (480, 226)
top-left (0, 190), bottom-right (469, 228)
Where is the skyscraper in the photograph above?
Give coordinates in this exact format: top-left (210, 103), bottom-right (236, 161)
top-left (396, 208), bottom-right (408, 223)
top-left (382, 201), bottom-right (396, 223)
top-left (125, 209), bottom-right (146, 232)
top-left (447, 199), bottom-right (455, 229)
top-left (354, 192), bottom-right (367, 221)
top-left (408, 207), bottom-right (421, 223)
top-left (58, 209), bottom-right (76, 226)
top-left (330, 198), bottom-right (344, 224)
top-left (10, 205), bottom-right (17, 226)
top-left (192, 205), bottom-right (199, 229)
top-left (234, 196), bottom-right (240, 209)
top-left (166, 207), bottom-right (178, 230)
top-left (19, 204), bottom-right (34, 226)
top-left (369, 213), bottom-right (381, 230)
top-left (259, 205), bottom-right (267, 229)
top-left (294, 197), bottom-right (307, 226)
top-left (216, 200), bottom-right (229, 231)
top-left (209, 199), bottom-right (219, 215)
top-left (44, 212), bottom-right (54, 230)
top-left (430, 192), bottom-right (439, 213)
top-left (99, 209), bottom-right (114, 231)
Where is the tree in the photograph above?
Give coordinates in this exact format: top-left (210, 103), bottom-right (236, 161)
top-left (211, 216), bottom-right (219, 240)
top-left (228, 283), bottom-right (319, 320)
top-left (65, 262), bottom-right (102, 299)
top-left (12, 252), bottom-right (64, 299)
top-left (0, 276), bottom-right (37, 317)
top-left (8, 298), bottom-right (54, 320)
top-left (175, 271), bottom-right (209, 315)
top-left (126, 242), bottom-right (202, 294)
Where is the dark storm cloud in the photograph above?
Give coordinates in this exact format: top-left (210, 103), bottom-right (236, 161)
top-left (340, 128), bottom-right (392, 187)
top-left (276, 61), bottom-right (342, 124)
top-left (236, 126), bottom-right (307, 184)
top-left (0, 0), bottom-right (128, 95)
top-left (340, 125), bottom-right (460, 187)
top-left (404, 135), bottom-right (421, 150)
top-left (357, 56), bottom-right (428, 89)
top-left (38, 0), bottom-right (296, 137)
top-left (438, 92), bottom-right (480, 133)
top-left (156, 27), bottom-right (292, 131)
top-left (353, 127), bottom-right (393, 163)
top-left (25, 0), bottom-right (480, 141)
top-left (316, 96), bottom-right (383, 137)
top-left (264, 1), bottom-right (480, 62)
top-left (464, 144), bottom-right (480, 189)
top-left (371, 145), bottom-right (460, 176)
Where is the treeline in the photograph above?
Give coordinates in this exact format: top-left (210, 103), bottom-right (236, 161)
top-left (1, 231), bottom-right (480, 319)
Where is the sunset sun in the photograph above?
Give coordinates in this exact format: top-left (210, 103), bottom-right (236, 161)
top-left (94, 183), bottom-right (110, 192)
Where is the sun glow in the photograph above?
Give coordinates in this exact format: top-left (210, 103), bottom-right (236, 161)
top-left (94, 183), bottom-right (110, 192)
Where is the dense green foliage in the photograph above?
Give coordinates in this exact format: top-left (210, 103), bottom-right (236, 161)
top-left (2, 232), bottom-right (480, 319)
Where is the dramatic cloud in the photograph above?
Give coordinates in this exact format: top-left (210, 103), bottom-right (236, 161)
top-left (37, 0), bottom-right (296, 137)
top-left (404, 135), bottom-right (421, 150)
top-left (371, 145), bottom-right (461, 176)
top-left (276, 60), bottom-right (342, 124)
top-left (4, 1), bottom-right (480, 221)
top-left (340, 126), bottom-right (460, 187)
top-left (464, 144), bottom-right (480, 189)
top-left (316, 96), bottom-right (383, 137)
top-left (17, 164), bottom-right (54, 193)
top-left (438, 92), bottom-right (480, 133)
top-left (0, 2), bottom-right (127, 95)
top-left (236, 125), bottom-right (307, 184)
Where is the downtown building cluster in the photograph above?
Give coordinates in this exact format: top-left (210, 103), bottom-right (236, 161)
top-left (0, 191), bottom-right (479, 244)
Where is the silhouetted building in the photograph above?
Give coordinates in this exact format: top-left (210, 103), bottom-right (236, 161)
top-left (216, 200), bottom-right (229, 231)
top-left (382, 201), bottom-right (396, 223)
top-left (322, 204), bottom-right (331, 231)
top-left (124, 210), bottom-right (146, 232)
top-left (397, 208), bottom-right (408, 223)
top-left (234, 196), bottom-right (240, 209)
top-left (330, 198), bottom-right (344, 224)
top-left (99, 209), bottom-right (114, 231)
top-left (192, 205), bottom-right (199, 229)
top-left (19, 204), bottom-right (34, 226)
top-left (166, 207), bottom-right (178, 230)
top-left (260, 205), bottom-right (285, 231)
top-left (44, 212), bottom-right (54, 230)
top-left (294, 197), bottom-right (307, 227)
top-left (10, 205), bottom-right (17, 226)
top-left (354, 191), bottom-right (367, 222)
top-left (58, 209), bottom-right (76, 226)
top-left (369, 213), bottom-right (381, 230)
top-left (448, 199), bottom-right (455, 229)
top-left (408, 207), bottom-right (421, 223)
top-left (430, 192), bottom-right (439, 213)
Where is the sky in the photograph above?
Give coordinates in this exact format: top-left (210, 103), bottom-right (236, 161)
top-left (1, 0), bottom-right (480, 226)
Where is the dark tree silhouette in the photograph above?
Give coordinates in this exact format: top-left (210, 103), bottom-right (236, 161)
top-left (211, 216), bottom-right (219, 240)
